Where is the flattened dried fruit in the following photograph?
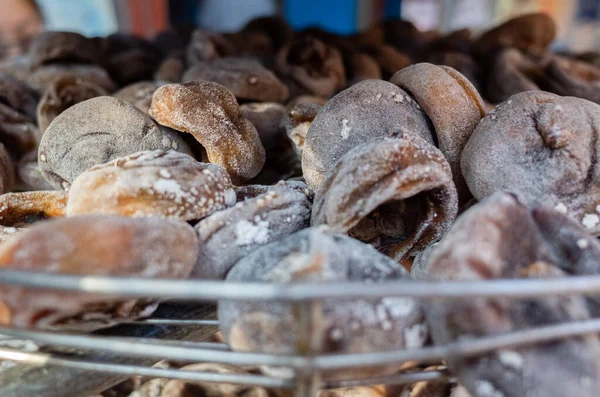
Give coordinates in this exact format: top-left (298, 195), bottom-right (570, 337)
top-left (219, 227), bottom-right (427, 380)
top-left (486, 48), bottom-right (543, 104)
top-left (183, 58), bottom-right (289, 103)
top-left (0, 190), bottom-right (66, 227)
top-left (360, 44), bottom-right (411, 79)
top-left (391, 63), bottom-right (486, 202)
top-left (194, 181), bottom-right (312, 279)
top-left (418, 192), bottom-right (600, 397)
top-left (240, 102), bottom-right (286, 149)
top-left (185, 30), bottom-right (234, 65)
top-left (28, 31), bottom-right (100, 66)
top-left (0, 102), bottom-right (40, 160)
top-left (461, 91), bottom-right (600, 234)
top-left (37, 75), bottom-right (107, 132)
top-left (302, 79), bottom-right (434, 191)
top-left (149, 81), bottom-right (265, 183)
top-left (67, 150), bottom-right (236, 221)
top-left (312, 135), bottom-right (457, 260)
top-left (472, 13), bottom-right (556, 58)
top-left (113, 81), bottom-right (165, 113)
top-left (26, 64), bottom-right (117, 93)
top-left (0, 72), bottom-right (39, 121)
top-left (276, 36), bottom-right (345, 98)
top-left (539, 56), bottom-right (600, 103)
top-left (281, 102), bottom-right (321, 156)
top-left (38, 96), bottom-right (192, 190)
top-left (0, 215), bottom-right (198, 330)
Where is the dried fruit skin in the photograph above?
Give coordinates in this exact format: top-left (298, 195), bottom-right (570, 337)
top-left (37, 75), bottom-right (107, 132)
top-left (240, 102), bottom-right (286, 149)
top-left (149, 81), bottom-right (265, 184)
top-left (302, 79), bottom-right (434, 191)
top-left (538, 56), bottom-right (600, 103)
top-left (26, 64), bottom-right (117, 93)
top-left (67, 150), bottom-right (236, 221)
top-left (194, 181), bottom-right (312, 279)
top-left (391, 63), bottom-right (486, 202)
top-left (485, 48), bottom-right (542, 103)
top-left (0, 72), bottom-right (39, 121)
top-left (0, 190), bottom-right (67, 227)
top-left (281, 102), bottom-right (321, 156)
top-left (418, 192), bottom-right (600, 397)
top-left (0, 215), bottom-right (198, 331)
top-left (312, 135), bottom-right (457, 260)
top-left (28, 31), bottom-right (101, 66)
top-left (38, 96), bottom-right (192, 190)
top-left (461, 90), bottom-right (600, 235)
top-left (113, 81), bottom-right (165, 114)
top-left (0, 102), bottom-right (40, 160)
top-left (183, 58), bottom-right (289, 103)
top-left (219, 227), bottom-right (427, 380)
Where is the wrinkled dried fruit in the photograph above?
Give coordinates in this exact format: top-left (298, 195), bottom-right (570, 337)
top-left (0, 191), bottom-right (66, 227)
top-left (38, 96), bottom-right (192, 190)
top-left (346, 52), bottom-right (382, 85)
top-left (183, 58), bottom-right (289, 103)
top-left (240, 102), bottom-right (286, 149)
top-left (360, 44), bottom-right (412, 79)
top-left (486, 48), bottom-right (544, 103)
top-left (302, 79), bottom-right (434, 191)
top-left (113, 81), bottom-right (165, 114)
top-left (281, 102), bottom-right (321, 156)
top-left (276, 36), bottom-right (345, 98)
top-left (0, 143), bottom-right (14, 194)
top-left (0, 102), bottom-right (40, 160)
top-left (26, 64), bottom-right (117, 93)
top-left (0, 215), bottom-right (198, 331)
top-left (312, 135), bottom-right (457, 260)
top-left (37, 75), bottom-right (107, 132)
top-left (391, 63), bottom-right (486, 202)
top-left (149, 81), bottom-right (265, 183)
top-left (67, 150), bottom-right (236, 221)
top-left (539, 56), bottom-right (600, 103)
top-left (194, 181), bottom-right (312, 279)
top-left (417, 192), bottom-right (600, 397)
top-left (0, 72), bottom-right (39, 121)
top-left (219, 227), bottom-right (427, 380)
top-left (461, 90), bottom-right (600, 234)
top-left (28, 31), bottom-right (100, 66)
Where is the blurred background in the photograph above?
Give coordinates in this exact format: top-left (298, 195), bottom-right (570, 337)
top-left (1, 0), bottom-right (599, 57)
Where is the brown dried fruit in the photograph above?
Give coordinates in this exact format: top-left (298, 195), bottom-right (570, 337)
top-left (472, 13), bottom-right (556, 58)
top-left (185, 30), bottom-right (235, 65)
top-left (219, 227), bottom-right (427, 380)
top-left (538, 55), bottom-right (600, 103)
top-left (67, 150), bottom-right (236, 221)
top-left (461, 91), bottom-right (600, 234)
top-left (0, 215), bottom-right (198, 330)
top-left (154, 55), bottom-right (184, 83)
top-left (0, 72), bottom-right (39, 121)
top-left (425, 52), bottom-right (482, 92)
top-left (36, 75), bottom-right (107, 132)
top-left (302, 79), bottom-right (434, 191)
top-left (113, 81), bottom-right (165, 114)
top-left (391, 63), bottom-right (486, 202)
top-left (38, 96), bottom-right (192, 190)
top-left (0, 103), bottom-right (39, 160)
top-left (418, 192), bottom-right (600, 397)
top-left (183, 58), bottom-right (289, 103)
top-left (276, 36), bottom-right (345, 98)
top-left (486, 48), bottom-right (544, 103)
top-left (0, 142), bottom-right (14, 194)
top-left (17, 150), bottom-right (54, 191)
top-left (281, 102), bottom-right (321, 156)
top-left (149, 81), bottom-right (265, 183)
top-left (346, 52), bottom-right (382, 85)
top-left (312, 135), bottom-right (457, 260)
top-left (360, 44), bottom-right (412, 79)
top-left (193, 181), bottom-right (312, 279)
top-left (28, 31), bottom-right (100, 66)
top-left (240, 102), bottom-right (286, 149)
top-left (0, 190), bottom-right (66, 227)
top-left (26, 64), bottom-right (117, 93)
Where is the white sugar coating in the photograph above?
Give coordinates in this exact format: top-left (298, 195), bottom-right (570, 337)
top-left (340, 119), bottom-right (351, 140)
top-left (391, 92), bottom-right (404, 103)
top-left (596, 205), bottom-right (600, 213)
top-left (381, 297), bottom-right (416, 318)
top-left (39, 153), bottom-right (47, 162)
top-left (404, 323), bottom-right (427, 349)
top-left (234, 219), bottom-right (270, 246)
top-left (159, 169), bottom-right (172, 178)
top-left (498, 350), bottom-right (523, 370)
top-left (577, 238), bottom-right (590, 249)
top-left (330, 328), bottom-right (343, 341)
top-left (152, 178), bottom-right (185, 197)
top-left (475, 381), bottom-right (504, 397)
top-left (582, 214), bottom-right (599, 229)
top-left (555, 203), bottom-right (568, 213)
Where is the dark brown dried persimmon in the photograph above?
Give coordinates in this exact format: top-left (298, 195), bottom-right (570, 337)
top-left (219, 227), bottom-right (426, 380)
top-left (0, 102), bottom-right (40, 160)
top-left (37, 75), bottom-right (107, 132)
top-left (240, 102), bottom-right (286, 149)
top-left (276, 36), bottom-right (345, 98)
top-left (538, 55), bottom-right (600, 103)
top-left (149, 81), bottom-right (265, 183)
top-left (360, 44), bottom-right (412, 79)
top-left (0, 72), bottom-right (39, 121)
top-left (302, 79), bottom-right (434, 192)
top-left (183, 58), bottom-right (289, 103)
top-left (486, 48), bottom-right (544, 103)
top-left (312, 134), bottom-right (457, 260)
top-left (391, 63), bottom-right (486, 202)
top-left (28, 31), bottom-right (100, 66)
top-left (0, 143), bottom-right (14, 193)
top-left (461, 90), bottom-right (600, 235)
top-left (26, 64), bottom-right (117, 93)
top-left (418, 192), bottom-right (600, 397)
